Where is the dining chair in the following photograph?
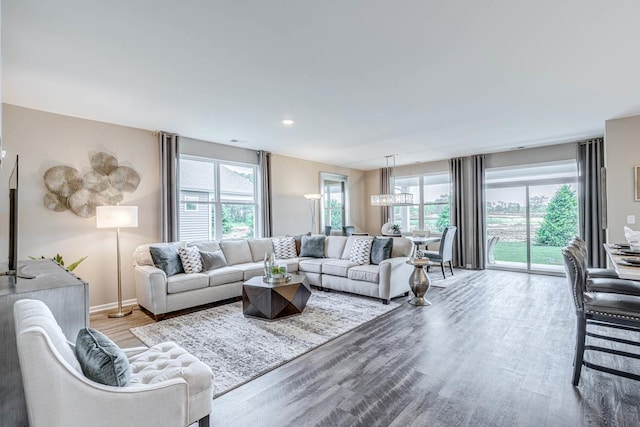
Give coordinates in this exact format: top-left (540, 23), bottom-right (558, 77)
top-left (561, 245), bottom-right (640, 386)
top-left (423, 226), bottom-right (457, 279)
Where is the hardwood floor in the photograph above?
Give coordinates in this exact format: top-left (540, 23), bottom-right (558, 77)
top-left (91, 270), bottom-right (640, 426)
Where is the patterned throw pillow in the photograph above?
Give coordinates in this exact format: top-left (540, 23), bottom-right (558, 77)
top-left (272, 237), bottom-right (297, 259)
top-left (349, 238), bottom-right (373, 265)
top-left (178, 246), bottom-right (203, 273)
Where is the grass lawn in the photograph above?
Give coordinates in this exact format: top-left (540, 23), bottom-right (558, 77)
top-left (493, 241), bottom-right (563, 265)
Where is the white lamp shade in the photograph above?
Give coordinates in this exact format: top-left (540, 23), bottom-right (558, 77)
top-left (304, 193), bottom-right (322, 200)
top-left (96, 206), bottom-right (138, 228)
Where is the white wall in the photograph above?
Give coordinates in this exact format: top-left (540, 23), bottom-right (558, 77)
top-left (271, 154), bottom-right (366, 236)
top-left (0, 104), bottom-right (160, 308)
top-left (605, 115), bottom-right (640, 243)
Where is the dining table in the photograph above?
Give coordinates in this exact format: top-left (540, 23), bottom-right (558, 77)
top-left (604, 243), bottom-right (640, 280)
top-left (408, 236), bottom-right (441, 257)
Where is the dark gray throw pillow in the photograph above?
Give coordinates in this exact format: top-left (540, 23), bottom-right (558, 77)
top-left (299, 235), bottom-right (326, 258)
top-left (150, 245), bottom-right (184, 276)
top-left (370, 237), bottom-right (393, 265)
top-left (75, 328), bottom-right (130, 387)
top-left (200, 250), bottom-right (228, 271)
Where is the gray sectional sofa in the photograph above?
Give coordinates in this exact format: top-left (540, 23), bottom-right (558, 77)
top-left (133, 235), bottom-right (414, 318)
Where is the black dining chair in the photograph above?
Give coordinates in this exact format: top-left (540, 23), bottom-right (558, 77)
top-left (423, 226), bottom-right (457, 279)
top-left (561, 244), bottom-right (640, 386)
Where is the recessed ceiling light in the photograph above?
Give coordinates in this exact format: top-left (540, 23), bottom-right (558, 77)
top-left (282, 119), bottom-right (294, 126)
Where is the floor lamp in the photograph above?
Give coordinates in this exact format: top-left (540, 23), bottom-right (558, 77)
top-left (96, 205), bottom-right (138, 318)
top-left (304, 194), bottom-right (322, 234)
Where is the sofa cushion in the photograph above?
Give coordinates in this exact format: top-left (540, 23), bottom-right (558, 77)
top-left (233, 262), bottom-right (266, 280)
top-left (272, 237), bottom-right (297, 259)
top-left (322, 259), bottom-right (358, 277)
top-left (248, 238), bottom-right (275, 262)
top-left (75, 328), bottom-right (131, 387)
top-left (325, 236), bottom-right (348, 259)
top-left (277, 258), bottom-right (300, 273)
top-left (298, 258), bottom-right (328, 274)
top-left (348, 264), bottom-right (380, 283)
top-left (349, 238), bottom-right (373, 265)
top-left (200, 250), bottom-right (228, 271)
top-left (167, 273), bottom-right (209, 294)
top-left (391, 237), bottom-right (413, 257)
top-left (219, 240), bottom-right (253, 265)
top-left (370, 237), bottom-right (393, 265)
top-left (300, 235), bottom-right (326, 258)
top-left (187, 240), bottom-right (221, 253)
top-left (205, 266), bottom-right (244, 287)
top-left (150, 245), bottom-right (184, 277)
top-left (178, 246), bottom-right (203, 273)
top-left (341, 235), bottom-right (373, 260)
top-left (133, 243), bottom-right (155, 266)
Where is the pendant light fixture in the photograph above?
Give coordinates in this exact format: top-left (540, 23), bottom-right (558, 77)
top-left (370, 154), bottom-right (414, 206)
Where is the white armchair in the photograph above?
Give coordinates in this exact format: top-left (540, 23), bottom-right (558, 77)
top-left (13, 299), bottom-right (213, 427)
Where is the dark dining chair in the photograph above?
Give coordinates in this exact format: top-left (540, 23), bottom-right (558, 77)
top-left (570, 236), bottom-right (619, 279)
top-left (561, 244), bottom-right (640, 386)
top-left (423, 226), bottom-right (457, 279)
top-left (342, 225), bottom-right (355, 236)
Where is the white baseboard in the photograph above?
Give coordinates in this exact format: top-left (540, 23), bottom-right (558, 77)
top-left (90, 298), bottom-right (138, 314)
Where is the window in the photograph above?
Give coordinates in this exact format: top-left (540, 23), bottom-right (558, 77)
top-left (485, 160), bottom-right (578, 273)
top-left (392, 172), bottom-right (450, 233)
top-left (179, 157), bottom-right (259, 241)
top-left (320, 173), bottom-right (349, 232)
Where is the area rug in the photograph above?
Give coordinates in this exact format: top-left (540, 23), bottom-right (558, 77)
top-left (130, 291), bottom-right (400, 397)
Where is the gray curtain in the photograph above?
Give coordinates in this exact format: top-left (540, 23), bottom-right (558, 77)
top-left (381, 166), bottom-right (391, 224)
top-left (449, 157), bottom-right (465, 267)
top-left (159, 131), bottom-right (180, 243)
top-left (470, 155), bottom-right (486, 269)
top-left (577, 138), bottom-right (606, 267)
top-left (258, 150), bottom-right (273, 237)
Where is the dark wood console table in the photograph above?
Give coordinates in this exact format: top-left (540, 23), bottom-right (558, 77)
top-left (0, 259), bottom-right (89, 427)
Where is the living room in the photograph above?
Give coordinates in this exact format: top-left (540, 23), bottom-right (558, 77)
top-left (2, 1), bottom-right (640, 426)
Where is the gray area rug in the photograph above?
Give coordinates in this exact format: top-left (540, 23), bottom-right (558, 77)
top-left (130, 291), bottom-right (401, 397)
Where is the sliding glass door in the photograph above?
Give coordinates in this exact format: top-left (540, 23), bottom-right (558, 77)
top-left (485, 162), bottom-right (578, 273)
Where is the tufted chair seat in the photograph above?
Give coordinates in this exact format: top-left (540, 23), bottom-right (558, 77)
top-left (129, 342), bottom-right (214, 411)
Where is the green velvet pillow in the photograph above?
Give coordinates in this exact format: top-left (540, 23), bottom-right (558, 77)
top-left (75, 328), bottom-right (131, 387)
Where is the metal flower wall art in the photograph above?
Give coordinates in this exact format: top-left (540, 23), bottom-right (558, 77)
top-left (43, 152), bottom-right (141, 218)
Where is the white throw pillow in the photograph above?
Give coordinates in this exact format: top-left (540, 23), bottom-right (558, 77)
top-left (178, 246), bottom-right (203, 273)
top-left (272, 237), bottom-right (297, 259)
top-left (349, 238), bottom-right (373, 265)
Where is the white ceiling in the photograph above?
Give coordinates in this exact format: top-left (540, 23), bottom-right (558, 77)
top-left (3, 1), bottom-right (640, 170)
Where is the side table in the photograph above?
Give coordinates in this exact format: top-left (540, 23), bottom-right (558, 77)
top-left (406, 258), bottom-right (432, 306)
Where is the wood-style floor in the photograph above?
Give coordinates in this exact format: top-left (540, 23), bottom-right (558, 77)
top-left (91, 270), bottom-right (640, 427)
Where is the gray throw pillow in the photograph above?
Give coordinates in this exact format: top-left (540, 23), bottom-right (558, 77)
top-left (75, 328), bottom-right (130, 387)
top-left (287, 232), bottom-right (311, 255)
top-left (200, 250), bottom-right (228, 271)
top-left (299, 235), bottom-right (326, 258)
top-left (370, 237), bottom-right (393, 265)
top-left (150, 245), bottom-right (184, 276)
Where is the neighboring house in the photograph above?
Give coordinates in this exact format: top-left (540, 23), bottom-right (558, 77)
top-left (180, 161), bottom-right (254, 241)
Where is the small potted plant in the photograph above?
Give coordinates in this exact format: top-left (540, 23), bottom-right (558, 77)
top-left (390, 224), bottom-right (401, 235)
